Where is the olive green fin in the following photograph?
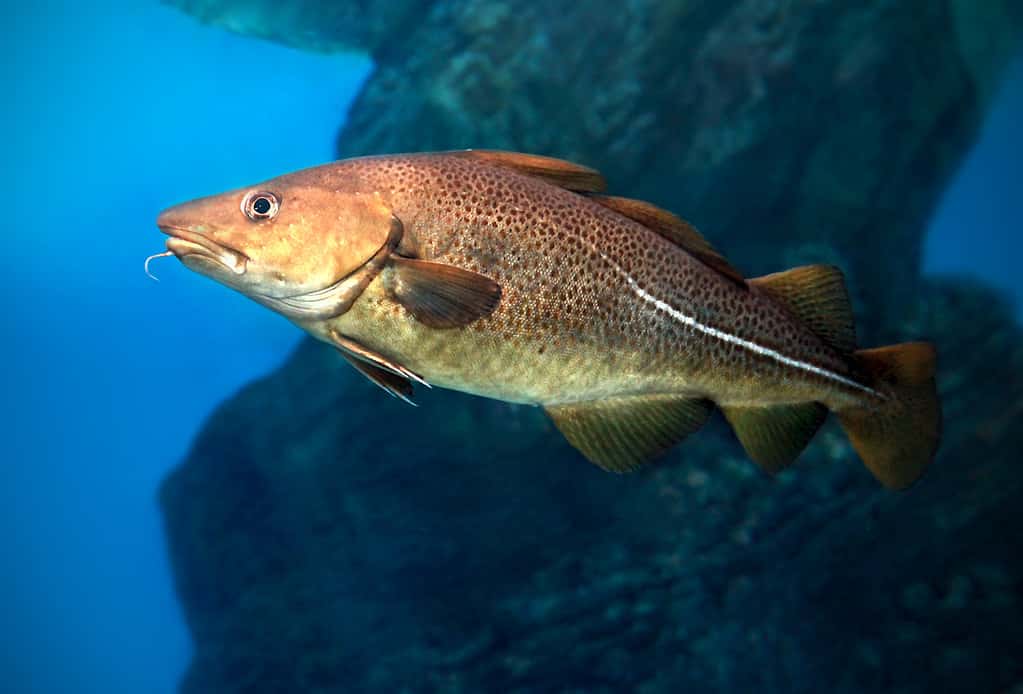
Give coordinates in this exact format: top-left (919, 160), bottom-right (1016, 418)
top-left (337, 350), bottom-right (417, 406)
top-left (450, 149), bottom-right (607, 192)
top-left (588, 194), bottom-right (745, 286)
top-left (546, 395), bottom-right (712, 473)
top-left (837, 342), bottom-right (941, 489)
top-left (721, 402), bottom-right (828, 474)
top-left (389, 257), bottom-right (502, 329)
top-left (750, 265), bottom-right (856, 353)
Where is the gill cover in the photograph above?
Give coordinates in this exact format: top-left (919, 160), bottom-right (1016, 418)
top-left (257, 193), bottom-right (403, 320)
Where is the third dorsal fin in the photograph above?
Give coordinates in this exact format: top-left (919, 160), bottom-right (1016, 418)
top-left (588, 194), bottom-right (746, 286)
top-left (449, 150), bottom-right (607, 193)
top-left (750, 265), bottom-right (857, 353)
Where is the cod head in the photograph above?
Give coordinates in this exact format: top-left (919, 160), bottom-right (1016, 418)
top-left (154, 173), bottom-right (402, 320)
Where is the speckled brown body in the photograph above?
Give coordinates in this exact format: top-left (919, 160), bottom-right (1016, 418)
top-left (288, 153), bottom-right (866, 410)
top-left (156, 149), bottom-right (940, 487)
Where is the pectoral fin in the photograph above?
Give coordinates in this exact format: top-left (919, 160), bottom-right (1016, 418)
top-left (389, 257), bottom-right (502, 328)
top-left (546, 395), bottom-right (712, 473)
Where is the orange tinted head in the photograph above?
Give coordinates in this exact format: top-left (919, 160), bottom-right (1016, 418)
top-left (155, 168), bottom-right (399, 319)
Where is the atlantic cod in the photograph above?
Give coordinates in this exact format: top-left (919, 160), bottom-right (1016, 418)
top-left (152, 150), bottom-right (941, 488)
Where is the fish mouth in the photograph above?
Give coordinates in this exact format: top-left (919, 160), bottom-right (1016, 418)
top-left (160, 225), bottom-right (248, 276)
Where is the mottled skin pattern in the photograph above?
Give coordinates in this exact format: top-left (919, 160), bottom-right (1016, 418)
top-left (155, 150), bottom-right (941, 487)
top-left (278, 153), bottom-right (869, 411)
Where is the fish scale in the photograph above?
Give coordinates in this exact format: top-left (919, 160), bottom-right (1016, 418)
top-left (331, 153), bottom-right (855, 406)
top-left (155, 150), bottom-right (941, 488)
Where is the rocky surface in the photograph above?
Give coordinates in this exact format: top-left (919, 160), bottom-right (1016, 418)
top-left (160, 1), bottom-right (1023, 692)
top-left (163, 278), bottom-right (1023, 693)
top-left (162, 0), bottom-right (426, 55)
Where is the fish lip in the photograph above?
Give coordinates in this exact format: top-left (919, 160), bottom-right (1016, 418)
top-left (160, 225), bottom-right (249, 275)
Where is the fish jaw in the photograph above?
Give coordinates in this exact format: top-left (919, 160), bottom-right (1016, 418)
top-left (157, 202), bottom-right (250, 280)
top-left (162, 227), bottom-right (249, 277)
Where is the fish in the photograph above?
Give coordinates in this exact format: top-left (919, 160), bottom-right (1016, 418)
top-left (153, 150), bottom-right (941, 488)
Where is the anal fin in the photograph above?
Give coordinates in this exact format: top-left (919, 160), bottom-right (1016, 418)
top-left (721, 402), bottom-right (828, 474)
top-left (546, 395), bottom-right (712, 473)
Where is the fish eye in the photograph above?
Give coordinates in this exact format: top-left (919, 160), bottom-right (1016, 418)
top-left (242, 191), bottom-right (280, 221)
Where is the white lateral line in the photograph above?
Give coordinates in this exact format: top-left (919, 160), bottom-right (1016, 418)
top-left (592, 249), bottom-right (877, 397)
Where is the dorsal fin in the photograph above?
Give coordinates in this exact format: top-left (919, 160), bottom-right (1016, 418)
top-left (449, 150), bottom-right (607, 193)
top-left (750, 265), bottom-right (857, 353)
top-left (588, 194), bottom-right (746, 286)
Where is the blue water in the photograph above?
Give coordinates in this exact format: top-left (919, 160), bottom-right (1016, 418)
top-left (4, 3), bottom-right (370, 692)
top-left (924, 54), bottom-right (1023, 307)
top-left (2, 3), bottom-right (1020, 693)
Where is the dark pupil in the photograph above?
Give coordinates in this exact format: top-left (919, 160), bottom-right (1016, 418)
top-left (253, 197), bottom-right (272, 215)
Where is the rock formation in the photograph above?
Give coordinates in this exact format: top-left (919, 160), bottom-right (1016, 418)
top-left (164, 277), bottom-right (1023, 693)
top-left (161, 1), bottom-right (1023, 691)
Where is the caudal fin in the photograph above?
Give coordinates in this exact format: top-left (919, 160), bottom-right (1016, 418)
top-left (837, 342), bottom-right (941, 489)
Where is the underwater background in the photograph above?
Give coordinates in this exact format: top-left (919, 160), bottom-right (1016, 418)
top-left (4, 1), bottom-right (1022, 693)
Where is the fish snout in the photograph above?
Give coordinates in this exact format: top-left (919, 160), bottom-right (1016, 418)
top-left (156, 201), bottom-right (200, 235)
top-left (155, 207), bottom-right (173, 232)
top-left (155, 200), bottom-right (248, 277)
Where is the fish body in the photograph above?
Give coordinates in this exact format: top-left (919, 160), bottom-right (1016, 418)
top-left (155, 151), bottom-right (940, 488)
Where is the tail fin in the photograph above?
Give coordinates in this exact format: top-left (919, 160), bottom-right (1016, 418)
top-left (836, 343), bottom-right (941, 489)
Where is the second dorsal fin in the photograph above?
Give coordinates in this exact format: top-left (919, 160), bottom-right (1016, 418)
top-left (588, 194), bottom-right (746, 286)
top-left (450, 150), bottom-right (607, 193)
